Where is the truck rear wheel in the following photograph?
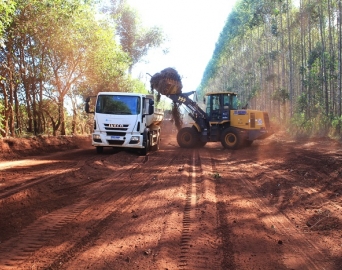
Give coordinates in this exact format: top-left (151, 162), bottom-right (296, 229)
top-left (151, 131), bottom-right (160, 151)
top-left (177, 127), bottom-right (199, 148)
top-left (221, 127), bottom-right (242, 150)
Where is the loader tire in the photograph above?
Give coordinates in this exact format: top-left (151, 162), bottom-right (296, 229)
top-left (221, 127), bottom-right (242, 150)
top-left (197, 141), bottom-right (207, 148)
top-left (191, 126), bottom-right (207, 148)
top-left (177, 127), bottom-right (199, 148)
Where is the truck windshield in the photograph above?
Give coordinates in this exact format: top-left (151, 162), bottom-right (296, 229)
top-left (96, 95), bottom-right (140, 115)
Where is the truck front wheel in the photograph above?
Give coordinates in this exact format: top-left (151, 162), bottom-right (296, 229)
top-left (140, 135), bottom-right (150, 156)
top-left (96, 146), bottom-right (104, 154)
top-left (177, 127), bottom-right (199, 148)
top-left (221, 127), bottom-right (242, 150)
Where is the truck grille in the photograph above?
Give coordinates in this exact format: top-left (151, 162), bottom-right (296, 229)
top-left (106, 131), bottom-right (126, 136)
top-left (107, 140), bottom-right (125, 145)
top-left (104, 124), bottom-right (128, 131)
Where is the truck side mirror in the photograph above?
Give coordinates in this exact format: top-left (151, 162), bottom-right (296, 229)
top-left (85, 97), bottom-right (94, 114)
top-left (149, 99), bottom-right (154, 115)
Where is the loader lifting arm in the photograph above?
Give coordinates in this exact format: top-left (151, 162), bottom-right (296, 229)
top-left (167, 92), bottom-right (208, 130)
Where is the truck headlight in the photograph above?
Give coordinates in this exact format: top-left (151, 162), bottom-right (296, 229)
top-left (93, 134), bottom-right (101, 140)
top-left (131, 136), bottom-right (139, 141)
top-left (129, 136), bottom-right (140, 144)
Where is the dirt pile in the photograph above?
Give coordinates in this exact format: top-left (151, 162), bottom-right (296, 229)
top-left (0, 135), bottom-right (91, 160)
top-left (150, 68), bottom-right (184, 131)
top-left (149, 67), bottom-right (183, 96)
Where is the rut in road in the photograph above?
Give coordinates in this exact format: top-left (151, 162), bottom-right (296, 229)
top-left (0, 149), bottom-right (97, 200)
top-left (177, 149), bottom-right (222, 270)
top-left (211, 150), bottom-right (334, 270)
top-left (0, 152), bottom-right (151, 269)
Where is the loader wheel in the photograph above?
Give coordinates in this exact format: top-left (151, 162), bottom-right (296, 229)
top-left (221, 127), bottom-right (242, 150)
top-left (244, 139), bottom-right (253, 147)
top-left (177, 127), bottom-right (199, 148)
top-left (197, 141), bottom-right (207, 147)
top-left (191, 126), bottom-right (207, 148)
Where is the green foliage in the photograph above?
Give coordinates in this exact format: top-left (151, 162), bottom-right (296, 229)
top-left (112, 2), bottom-right (164, 72)
top-left (296, 93), bottom-right (308, 113)
top-left (307, 44), bottom-right (322, 69)
top-left (0, 0), bottom-right (16, 37)
top-left (199, 0), bottom-right (342, 139)
top-left (289, 111), bottom-right (330, 138)
top-left (272, 88), bottom-right (289, 104)
top-left (0, 0), bottom-right (137, 136)
top-left (332, 116), bottom-right (342, 129)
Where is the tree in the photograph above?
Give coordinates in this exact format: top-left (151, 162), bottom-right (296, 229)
top-left (109, 0), bottom-right (164, 73)
top-left (0, 0), bottom-right (131, 137)
top-left (0, 0), bottom-right (16, 37)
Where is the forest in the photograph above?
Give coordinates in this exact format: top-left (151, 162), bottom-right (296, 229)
top-left (200, 0), bottom-right (342, 138)
top-left (0, 0), bottom-right (164, 137)
top-left (1, 0), bottom-right (341, 139)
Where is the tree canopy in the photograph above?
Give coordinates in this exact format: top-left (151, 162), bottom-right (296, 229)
top-left (199, 0), bottom-right (342, 138)
top-left (0, 0), bottom-right (163, 137)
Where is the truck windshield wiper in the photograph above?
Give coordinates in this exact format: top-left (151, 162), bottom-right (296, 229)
top-left (115, 111), bottom-right (132, 115)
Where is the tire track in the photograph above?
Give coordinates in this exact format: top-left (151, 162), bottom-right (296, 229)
top-left (0, 150), bottom-right (182, 269)
top-left (46, 150), bottom-right (183, 269)
top-left (0, 200), bottom-right (89, 268)
top-left (0, 153), bottom-right (150, 269)
top-left (0, 154), bottom-right (95, 200)
top-left (178, 149), bottom-right (221, 270)
top-left (212, 155), bottom-right (334, 270)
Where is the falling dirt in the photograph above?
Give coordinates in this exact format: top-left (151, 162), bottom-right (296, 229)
top-left (0, 122), bottom-right (341, 269)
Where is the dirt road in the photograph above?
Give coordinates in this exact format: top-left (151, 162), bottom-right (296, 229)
top-left (0, 121), bottom-right (341, 269)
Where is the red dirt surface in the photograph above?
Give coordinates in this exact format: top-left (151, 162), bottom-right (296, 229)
top-left (0, 121), bottom-right (341, 269)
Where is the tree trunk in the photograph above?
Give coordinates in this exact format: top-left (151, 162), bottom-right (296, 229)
top-left (338, 0), bottom-right (342, 134)
top-left (286, 0), bottom-right (294, 116)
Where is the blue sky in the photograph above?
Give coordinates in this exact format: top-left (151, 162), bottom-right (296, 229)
top-left (128, 0), bottom-right (237, 91)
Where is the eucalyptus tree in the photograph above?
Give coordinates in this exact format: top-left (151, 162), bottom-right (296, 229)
top-left (107, 0), bottom-right (165, 74)
top-left (338, 0), bottom-right (342, 134)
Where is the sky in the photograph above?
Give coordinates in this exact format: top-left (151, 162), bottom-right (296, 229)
top-left (127, 0), bottom-right (238, 92)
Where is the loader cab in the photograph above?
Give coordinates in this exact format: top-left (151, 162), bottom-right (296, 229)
top-left (205, 92), bottom-right (238, 121)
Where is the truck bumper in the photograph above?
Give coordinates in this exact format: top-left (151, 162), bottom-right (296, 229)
top-left (91, 133), bottom-right (145, 149)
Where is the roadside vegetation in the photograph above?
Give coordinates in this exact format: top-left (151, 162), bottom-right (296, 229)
top-left (1, 0), bottom-right (341, 141)
top-left (0, 0), bottom-right (164, 137)
top-left (199, 0), bottom-right (342, 139)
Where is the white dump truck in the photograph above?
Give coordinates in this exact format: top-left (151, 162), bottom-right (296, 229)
top-left (85, 92), bottom-right (163, 155)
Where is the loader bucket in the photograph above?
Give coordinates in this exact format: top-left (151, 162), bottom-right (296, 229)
top-left (150, 68), bottom-right (183, 95)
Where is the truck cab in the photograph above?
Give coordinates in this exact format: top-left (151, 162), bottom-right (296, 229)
top-left (85, 92), bottom-right (163, 155)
